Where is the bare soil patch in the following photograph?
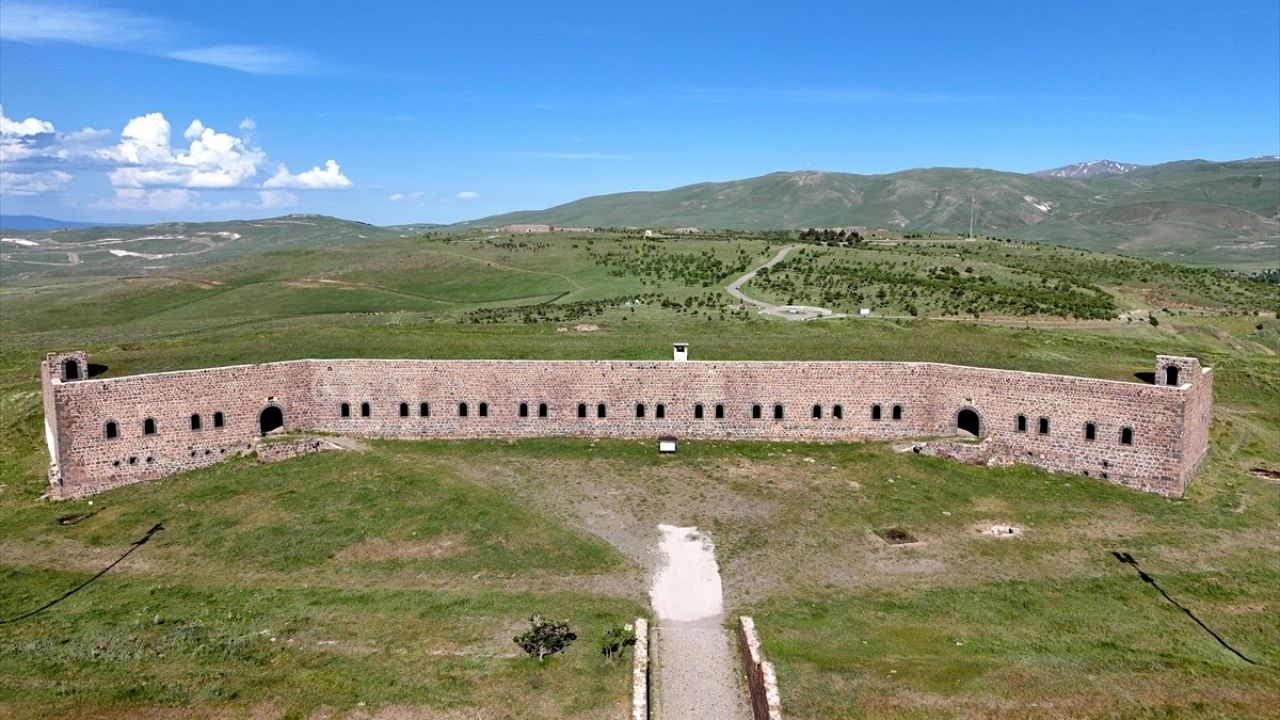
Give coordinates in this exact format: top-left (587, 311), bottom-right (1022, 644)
top-left (875, 527), bottom-right (919, 545)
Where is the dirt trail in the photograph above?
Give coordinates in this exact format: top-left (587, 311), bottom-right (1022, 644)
top-left (649, 525), bottom-right (750, 720)
top-left (726, 245), bottom-right (847, 321)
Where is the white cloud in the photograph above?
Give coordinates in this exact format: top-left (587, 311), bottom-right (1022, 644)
top-left (0, 106), bottom-right (111, 192)
top-left (257, 190), bottom-right (297, 208)
top-left (455, 190), bottom-right (480, 199)
top-left (102, 113), bottom-right (267, 189)
top-left (0, 107), bottom-right (54, 136)
top-left (0, 169), bottom-right (72, 195)
top-left (0, 3), bottom-right (317, 76)
top-left (388, 193), bottom-right (406, 202)
top-left (100, 188), bottom-right (197, 211)
top-left (3, 107), bottom-right (351, 206)
top-left (263, 159), bottom-right (352, 189)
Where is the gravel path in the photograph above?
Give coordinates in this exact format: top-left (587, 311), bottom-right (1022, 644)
top-left (650, 525), bottom-right (750, 720)
top-left (727, 245), bottom-right (847, 322)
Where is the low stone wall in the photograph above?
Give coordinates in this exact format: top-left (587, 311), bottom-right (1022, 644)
top-left (631, 617), bottom-right (649, 720)
top-left (738, 616), bottom-right (782, 720)
top-left (255, 435), bottom-right (331, 464)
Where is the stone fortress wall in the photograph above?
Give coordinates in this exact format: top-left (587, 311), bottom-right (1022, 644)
top-left (41, 347), bottom-right (1213, 499)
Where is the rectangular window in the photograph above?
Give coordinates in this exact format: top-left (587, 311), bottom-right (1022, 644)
top-left (1120, 427), bottom-right (1133, 445)
top-left (341, 403), bottom-right (351, 418)
top-left (1085, 422), bottom-right (1097, 441)
top-left (1038, 417), bottom-right (1049, 435)
top-left (1016, 414), bottom-right (1027, 432)
top-left (214, 411), bottom-right (224, 428)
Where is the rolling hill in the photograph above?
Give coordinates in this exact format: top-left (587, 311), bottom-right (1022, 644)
top-left (0, 214), bottom-right (403, 283)
top-left (459, 158), bottom-right (1280, 269)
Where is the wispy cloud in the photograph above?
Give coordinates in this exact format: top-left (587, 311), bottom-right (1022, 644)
top-left (514, 151), bottom-right (631, 161)
top-left (0, 2), bottom-right (318, 75)
top-left (671, 86), bottom-right (998, 106)
top-left (169, 45), bottom-right (314, 75)
top-left (0, 3), bottom-right (166, 45)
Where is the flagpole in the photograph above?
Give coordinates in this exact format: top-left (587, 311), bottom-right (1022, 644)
top-left (968, 193), bottom-right (975, 240)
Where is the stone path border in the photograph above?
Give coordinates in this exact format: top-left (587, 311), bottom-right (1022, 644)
top-left (738, 616), bottom-right (783, 720)
top-left (632, 617), bottom-right (650, 720)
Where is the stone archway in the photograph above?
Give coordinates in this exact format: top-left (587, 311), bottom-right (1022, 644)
top-left (956, 408), bottom-right (982, 436)
top-left (259, 406), bottom-right (284, 435)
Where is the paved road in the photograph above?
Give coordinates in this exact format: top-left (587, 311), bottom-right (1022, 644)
top-left (726, 245), bottom-right (847, 322)
top-left (650, 525), bottom-right (750, 720)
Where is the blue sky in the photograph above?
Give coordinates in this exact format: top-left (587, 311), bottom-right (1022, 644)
top-left (1, 0), bottom-right (1277, 225)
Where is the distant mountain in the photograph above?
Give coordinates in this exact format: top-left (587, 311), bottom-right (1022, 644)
top-left (0, 215), bottom-right (130, 231)
top-left (1033, 160), bottom-right (1142, 178)
top-left (459, 157), bottom-right (1279, 268)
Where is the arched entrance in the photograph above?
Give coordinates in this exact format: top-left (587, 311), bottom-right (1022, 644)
top-left (956, 408), bottom-right (982, 436)
top-left (259, 406), bottom-right (284, 435)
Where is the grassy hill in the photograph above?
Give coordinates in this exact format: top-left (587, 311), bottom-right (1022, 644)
top-left (1, 228), bottom-right (1277, 718)
top-left (0, 214), bottom-right (402, 284)
top-left (459, 159), bottom-right (1280, 270)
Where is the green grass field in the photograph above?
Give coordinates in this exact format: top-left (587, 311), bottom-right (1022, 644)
top-left (1, 230), bottom-right (1277, 718)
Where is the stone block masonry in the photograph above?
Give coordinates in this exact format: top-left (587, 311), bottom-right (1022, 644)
top-left (40, 351), bottom-right (1211, 499)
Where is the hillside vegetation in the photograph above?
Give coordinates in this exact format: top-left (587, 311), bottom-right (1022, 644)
top-left (1, 228), bottom-right (1277, 718)
top-left (461, 158), bottom-right (1280, 270)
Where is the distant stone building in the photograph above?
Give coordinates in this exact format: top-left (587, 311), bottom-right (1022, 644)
top-left (672, 227), bottom-right (700, 234)
top-left (498, 224), bottom-right (553, 233)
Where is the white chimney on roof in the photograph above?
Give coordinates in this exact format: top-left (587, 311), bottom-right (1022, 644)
top-left (673, 343), bottom-right (689, 362)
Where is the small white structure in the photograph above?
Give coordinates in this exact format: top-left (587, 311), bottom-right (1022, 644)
top-left (859, 308), bottom-right (871, 317)
top-left (658, 436), bottom-right (678, 453)
top-left (673, 342), bottom-right (689, 362)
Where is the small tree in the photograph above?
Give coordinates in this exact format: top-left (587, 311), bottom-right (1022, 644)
top-left (599, 623), bottom-right (637, 662)
top-left (514, 614), bottom-right (577, 662)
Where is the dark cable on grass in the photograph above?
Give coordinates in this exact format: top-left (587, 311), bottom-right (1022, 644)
top-left (1111, 551), bottom-right (1261, 666)
top-left (0, 523), bottom-right (164, 626)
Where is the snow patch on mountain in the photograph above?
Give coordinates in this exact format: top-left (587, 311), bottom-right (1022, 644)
top-left (1033, 160), bottom-right (1141, 178)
